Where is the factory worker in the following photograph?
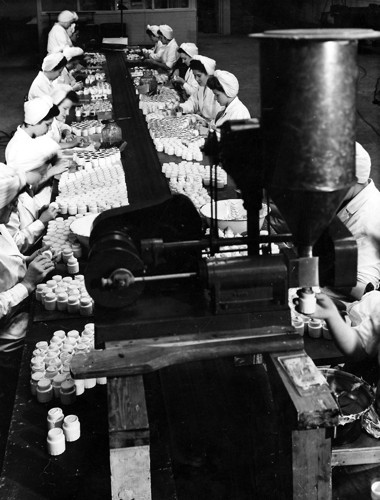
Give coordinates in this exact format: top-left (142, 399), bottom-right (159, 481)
top-left (28, 53), bottom-right (67, 101)
top-left (48, 85), bottom-right (81, 149)
top-left (207, 70), bottom-right (251, 127)
top-left (47, 10), bottom-right (74, 54)
top-left (56, 47), bottom-right (84, 92)
top-left (0, 165), bottom-right (55, 352)
top-left (179, 55), bottom-right (222, 123)
top-left (332, 142), bottom-right (380, 300)
top-left (172, 43), bottom-right (199, 98)
top-left (144, 25), bottom-right (164, 60)
top-left (147, 24), bottom-right (178, 71)
top-left (67, 12), bottom-right (79, 44)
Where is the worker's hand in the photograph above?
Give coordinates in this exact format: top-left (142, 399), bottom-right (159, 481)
top-left (39, 205), bottom-right (58, 226)
top-left (293, 293), bottom-right (337, 320)
top-left (173, 76), bottom-right (185, 85)
top-left (72, 81), bottom-right (83, 92)
top-left (22, 255), bottom-right (55, 292)
top-left (65, 136), bottom-right (81, 147)
top-left (25, 245), bottom-right (51, 263)
top-left (45, 161), bottom-right (69, 179)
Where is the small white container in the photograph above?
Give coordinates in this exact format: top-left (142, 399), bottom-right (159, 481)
top-left (67, 296), bottom-right (80, 314)
top-left (67, 256), bottom-right (79, 275)
top-left (80, 297), bottom-right (93, 316)
top-left (60, 380), bottom-right (77, 405)
top-left (37, 378), bottom-right (53, 403)
top-left (84, 378), bottom-right (96, 389)
top-left (308, 319), bottom-right (322, 339)
top-left (97, 377), bottom-right (107, 385)
top-left (47, 427), bottom-right (66, 456)
top-left (63, 415), bottom-right (81, 442)
top-left (74, 378), bottom-right (85, 396)
top-left (30, 372), bottom-right (45, 396)
top-left (47, 407), bottom-right (64, 430)
top-left (44, 292), bottom-right (57, 311)
top-left (297, 288), bottom-right (316, 315)
top-left (52, 373), bottom-right (68, 398)
top-left (372, 480), bottom-right (380, 500)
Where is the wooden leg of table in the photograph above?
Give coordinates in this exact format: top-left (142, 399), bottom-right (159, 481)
top-left (107, 375), bottom-right (151, 500)
top-left (292, 428), bottom-right (332, 500)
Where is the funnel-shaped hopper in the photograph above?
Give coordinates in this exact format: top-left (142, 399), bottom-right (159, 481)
top-left (259, 30), bottom-right (362, 250)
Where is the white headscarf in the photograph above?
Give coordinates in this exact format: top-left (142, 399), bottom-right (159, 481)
top-left (24, 96), bottom-right (54, 126)
top-left (147, 24), bottom-right (160, 36)
top-left (0, 165), bottom-right (26, 209)
top-left (355, 142), bottom-right (371, 184)
top-left (159, 25), bottom-right (174, 40)
top-left (58, 10), bottom-right (74, 23)
top-left (192, 55), bottom-right (216, 75)
top-left (179, 43), bottom-right (198, 58)
top-left (7, 136), bottom-right (60, 173)
top-left (50, 84), bottom-right (73, 106)
top-left (42, 52), bottom-right (65, 71)
top-left (214, 70), bottom-right (239, 98)
top-left (63, 46), bottom-right (84, 61)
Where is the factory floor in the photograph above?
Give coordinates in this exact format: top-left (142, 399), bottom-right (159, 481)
top-left (1, 31), bottom-right (380, 498)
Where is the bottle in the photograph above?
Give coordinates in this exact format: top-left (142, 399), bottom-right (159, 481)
top-left (63, 415), bottom-right (81, 442)
top-left (297, 287), bottom-right (316, 315)
top-left (36, 378), bottom-right (53, 403)
top-left (47, 428), bottom-right (66, 456)
top-left (47, 407), bottom-right (64, 430)
top-left (60, 380), bottom-right (77, 405)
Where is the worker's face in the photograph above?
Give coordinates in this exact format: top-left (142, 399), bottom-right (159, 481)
top-left (61, 20), bottom-right (73, 29)
top-left (57, 98), bottom-right (73, 122)
top-left (0, 196), bottom-right (18, 224)
top-left (47, 68), bottom-right (64, 81)
top-left (149, 34), bottom-right (159, 43)
top-left (193, 70), bottom-right (208, 87)
top-left (180, 53), bottom-right (192, 66)
top-left (34, 118), bottom-right (54, 137)
top-left (213, 89), bottom-right (229, 107)
top-left (159, 34), bottom-right (169, 45)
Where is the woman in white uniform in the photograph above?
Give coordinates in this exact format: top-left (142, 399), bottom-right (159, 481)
top-left (0, 165), bottom-right (55, 352)
top-left (5, 97), bottom-right (61, 252)
top-left (47, 10), bottom-right (74, 54)
top-left (179, 55), bottom-right (222, 123)
top-left (28, 53), bottom-right (67, 101)
top-left (144, 25), bottom-right (164, 60)
top-left (207, 70), bottom-right (251, 128)
top-left (172, 43), bottom-right (199, 98)
top-left (49, 85), bottom-right (81, 149)
top-left (56, 46), bottom-right (84, 92)
top-left (147, 25), bottom-right (178, 71)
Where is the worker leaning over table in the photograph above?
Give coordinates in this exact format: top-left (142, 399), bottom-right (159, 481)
top-left (146, 24), bottom-right (179, 71)
top-left (56, 46), bottom-right (84, 92)
top-left (48, 85), bottom-right (81, 149)
top-left (5, 97), bottom-right (66, 253)
top-left (171, 43), bottom-right (199, 98)
top-left (144, 24), bottom-right (165, 60)
top-left (179, 55), bottom-right (222, 123)
top-left (28, 53), bottom-right (67, 101)
top-left (0, 165), bottom-right (55, 352)
top-left (47, 10), bottom-right (75, 54)
top-left (207, 70), bottom-right (251, 127)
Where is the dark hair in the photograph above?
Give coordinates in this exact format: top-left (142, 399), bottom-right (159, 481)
top-left (189, 59), bottom-right (207, 75)
top-left (207, 75), bottom-right (225, 94)
top-left (146, 29), bottom-right (154, 37)
top-left (42, 104), bottom-right (60, 121)
top-left (51, 56), bottom-right (67, 72)
top-left (66, 90), bottom-right (79, 104)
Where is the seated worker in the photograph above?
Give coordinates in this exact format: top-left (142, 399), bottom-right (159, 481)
top-left (67, 12), bottom-right (79, 45)
top-left (56, 46), bottom-right (84, 92)
top-left (146, 24), bottom-right (178, 71)
top-left (171, 43), bottom-right (199, 98)
top-left (49, 85), bottom-right (81, 149)
top-left (207, 70), bottom-right (251, 127)
top-left (179, 55), bottom-right (222, 123)
top-left (0, 165), bottom-right (55, 352)
top-left (47, 10), bottom-right (75, 54)
top-left (144, 24), bottom-right (164, 60)
top-left (28, 53), bottom-right (67, 101)
top-left (5, 97), bottom-right (64, 247)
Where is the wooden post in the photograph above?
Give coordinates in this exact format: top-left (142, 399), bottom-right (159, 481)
top-left (108, 376), bottom-right (151, 500)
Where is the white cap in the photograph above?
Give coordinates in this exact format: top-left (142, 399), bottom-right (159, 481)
top-left (159, 25), bottom-right (174, 40)
top-left (7, 135), bottom-right (60, 173)
top-left (147, 24), bottom-right (160, 36)
top-left (58, 10), bottom-right (75, 23)
top-left (71, 11), bottom-right (79, 22)
top-left (213, 70), bottom-right (239, 98)
top-left (0, 165), bottom-right (26, 209)
top-left (42, 53), bottom-right (65, 72)
top-left (179, 42), bottom-right (198, 58)
top-left (355, 142), bottom-right (371, 184)
top-left (63, 46), bottom-right (84, 61)
top-left (50, 84), bottom-right (73, 106)
top-left (192, 55), bottom-right (216, 75)
top-left (24, 96), bottom-right (54, 125)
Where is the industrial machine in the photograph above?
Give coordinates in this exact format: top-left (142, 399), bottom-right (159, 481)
top-left (71, 28), bottom-right (380, 499)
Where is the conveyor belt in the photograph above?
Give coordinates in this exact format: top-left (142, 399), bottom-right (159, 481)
top-left (105, 52), bottom-right (171, 208)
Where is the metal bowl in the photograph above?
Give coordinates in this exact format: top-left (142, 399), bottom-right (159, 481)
top-left (70, 214), bottom-right (99, 248)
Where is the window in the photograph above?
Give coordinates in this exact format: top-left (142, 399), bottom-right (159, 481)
top-left (153, 0), bottom-right (189, 7)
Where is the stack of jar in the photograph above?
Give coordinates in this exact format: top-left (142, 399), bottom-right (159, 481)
top-left (76, 100), bottom-right (113, 119)
top-left (42, 215), bottom-right (83, 262)
top-left (56, 156), bottom-right (128, 213)
top-left (36, 274), bottom-right (94, 316)
top-left (85, 52), bottom-right (106, 65)
top-left (30, 323), bottom-right (106, 405)
top-left (71, 119), bottom-right (104, 137)
top-left (153, 137), bottom-right (204, 161)
top-left (162, 162), bottom-right (227, 188)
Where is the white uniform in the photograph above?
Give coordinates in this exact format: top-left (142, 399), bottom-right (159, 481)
top-left (160, 38), bottom-right (179, 69)
top-left (47, 23), bottom-right (72, 54)
top-left (57, 67), bottom-right (76, 88)
top-left (28, 72), bottom-right (56, 100)
top-left (346, 291), bottom-right (380, 356)
top-left (182, 67), bottom-right (198, 97)
top-left (6, 194), bottom-right (45, 253)
top-left (337, 179), bottom-right (380, 289)
top-left (149, 41), bottom-right (165, 61)
top-left (215, 96), bottom-right (251, 128)
top-left (48, 118), bottom-right (71, 144)
top-left (180, 86), bottom-right (222, 122)
top-left (0, 224), bottom-right (28, 319)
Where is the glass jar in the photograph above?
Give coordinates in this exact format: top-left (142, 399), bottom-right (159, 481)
top-left (101, 119), bottom-right (123, 148)
top-left (140, 70), bottom-right (157, 94)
